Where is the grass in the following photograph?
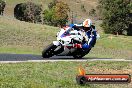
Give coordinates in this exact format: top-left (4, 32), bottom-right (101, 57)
top-left (0, 61), bottom-right (132, 88)
top-left (0, 16), bottom-right (58, 54)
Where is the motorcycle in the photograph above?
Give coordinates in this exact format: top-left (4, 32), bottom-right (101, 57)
top-left (42, 26), bottom-right (97, 58)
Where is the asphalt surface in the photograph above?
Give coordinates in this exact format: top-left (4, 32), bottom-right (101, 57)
top-left (0, 54), bottom-right (131, 63)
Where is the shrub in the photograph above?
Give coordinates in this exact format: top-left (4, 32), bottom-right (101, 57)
top-left (14, 3), bottom-right (24, 21)
top-left (89, 9), bottom-right (96, 17)
top-left (43, 0), bottom-right (70, 27)
top-left (48, 0), bottom-right (58, 9)
top-left (81, 4), bottom-right (86, 12)
top-left (14, 2), bottom-right (42, 23)
top-left (43, 9), bottom-right (54, 25)
top-left (0, 0), bottom-right (6, 15)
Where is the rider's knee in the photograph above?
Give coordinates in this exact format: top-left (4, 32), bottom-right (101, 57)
top-left (82, 43), bottom-right (89, 49)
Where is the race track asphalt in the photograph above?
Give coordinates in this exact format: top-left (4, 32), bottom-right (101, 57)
top-left (0, 54), bottom-right (131, 63)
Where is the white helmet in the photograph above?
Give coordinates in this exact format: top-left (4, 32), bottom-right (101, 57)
top-left (83, 19), bottom-right (92, 27)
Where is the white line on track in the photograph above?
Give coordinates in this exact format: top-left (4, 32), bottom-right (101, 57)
top-left (0, 59), bottom-right (132, 64)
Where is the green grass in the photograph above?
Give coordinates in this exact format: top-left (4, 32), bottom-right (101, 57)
top-left (0, 61), bottom-right (132, 88)
top-left (0, 16), bottom-right (132, 59)
top-left (0, 46), bottom-right (39, 54)
top-left (0, 16), bottom-right (58, 54)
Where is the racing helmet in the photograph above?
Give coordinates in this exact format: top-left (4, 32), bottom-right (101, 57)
top-left (83, 19), bottom-right (92, 27)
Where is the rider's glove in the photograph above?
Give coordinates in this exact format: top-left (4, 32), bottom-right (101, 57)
top-left (96, 33), bottom-right (100, 39)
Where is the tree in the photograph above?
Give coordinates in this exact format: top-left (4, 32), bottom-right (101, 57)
top-left (43, 9), bottom-right (54, 25)
top-left (98, 0), bottom-right (132, 35)
top-left (89, 9), bottom-right (96, 17)
top-left (52, 1), bottom-right (70, 26)
top-left (48, 0), bottom-right (58, 9)
top-left (43, 0), bottom-right (70, 27)
top-left (23, 2), bottom-right (42, 23)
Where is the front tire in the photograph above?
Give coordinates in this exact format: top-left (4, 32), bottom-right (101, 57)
top-left (42, 43), bottom-right (57, 58)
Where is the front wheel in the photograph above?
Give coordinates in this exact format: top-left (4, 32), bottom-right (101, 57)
top-left (42, 43), bottom-right (57, 58)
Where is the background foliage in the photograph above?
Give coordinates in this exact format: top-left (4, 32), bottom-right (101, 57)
top-left (43, 0), bottom-right (70, 27)
top-left (14, 2), bottom-right (42, 23)
top-left (0, 0), bottom-right (6, 15)
top-left (98, 0), bottom-right (132, 35)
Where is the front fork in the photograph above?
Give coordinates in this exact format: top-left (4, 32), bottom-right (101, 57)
top-left (53, 41), bottom-right (60, 46)
top-left (53, 41), bottom-right (64, 55)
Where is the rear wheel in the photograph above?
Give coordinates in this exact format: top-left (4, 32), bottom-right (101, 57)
top-left (72, 48), bottom-right (91, 59)
top-left (73, 39), bottom-right (96, 59)
top-left (42, 43), bottom-right (57, 58)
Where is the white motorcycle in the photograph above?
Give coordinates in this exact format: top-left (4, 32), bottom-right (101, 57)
top-left (42, 26), bottom-right (96, 58)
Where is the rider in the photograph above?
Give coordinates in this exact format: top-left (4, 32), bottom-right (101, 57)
top-left (66, 18), bottom-right (98, 49)
top-left (81, 19), bottom-right (97, 49)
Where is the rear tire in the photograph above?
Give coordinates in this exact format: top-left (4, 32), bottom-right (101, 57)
top-left (73, 39), bottom-right (96, 59)
top-left (42, 43), bottom-right (57, 58)
top-left (72, 48), bottom-right (91, 59)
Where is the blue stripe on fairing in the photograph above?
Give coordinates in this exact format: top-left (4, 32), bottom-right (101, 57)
top-left (60, 31), bottom-right (70, 38)
top-left (60, 33), bottom-right (66, 38)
